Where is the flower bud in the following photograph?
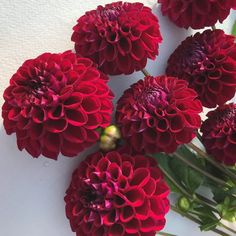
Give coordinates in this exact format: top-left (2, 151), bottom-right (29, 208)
top-left (104, 125), bottom-right (121, 140)
top-left (100, 134), bottom-right (116, 152)
top-left (178, 196), bottom-right (191, 212)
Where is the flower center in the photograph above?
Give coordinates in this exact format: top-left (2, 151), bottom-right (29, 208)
top-left (29, 75), bottom-right (49, 96)
top-left (182, 41), bottom-right (207, 75)
top-left (138, 86), bottom-right (169, 113)
top-left (217, 106), bottom-right (236, 126)
top-left (97, 5), bottom-right (122, 21)
top-left (79, 178), bottom-right (113, 212)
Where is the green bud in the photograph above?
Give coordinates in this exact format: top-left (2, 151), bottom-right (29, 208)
top-left (178, 196), bottom-right (191, 212)
top-left (104, 125), bottom-right (121, 140)
top-left (217, 196), bottom-right (236, 223)
top-left (222, 212), bottom-right (236, 222)
top-left (100, 134), bottom-right (116, 151)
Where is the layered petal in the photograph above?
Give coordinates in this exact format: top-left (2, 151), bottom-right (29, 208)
top-left (72, 2), bottom-right (162, 75)
top-left (166, 30), bottom-right (236, 108)
top-left (158, 0), bottom-right (236, 29)
top-left (201, 103), bottom-right (236, 165)
top-left (2, 51), bottom-right (114, 159)
top-left (64, 150), bottom-right (170, 236)
top-left (116, 75), bottom-right (202, 154)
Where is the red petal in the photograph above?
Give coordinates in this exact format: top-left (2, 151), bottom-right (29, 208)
top-left (125, 187), bottom-right (145, 207)
top-left (120, 205), bottom-right (135, 223)
top-left (66, 109), bottom-right (88, 126)
top-left (130, 168), bottom-right (150, 187)
top-left (108, 224), bottom-right (125, 236)
top-left (81, 97), bottom-right (101, 114)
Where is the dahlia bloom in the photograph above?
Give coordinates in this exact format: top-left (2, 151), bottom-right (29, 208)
top-left (201, 103), bottom-right (236, 165)
top-left (71, 1), bottom-right (162, 75)
top-left (116, 76), bottom-right (202, 154)
top-left (166, 29), bottom-right (236, 108)
top-left (65, 150), bottom-right (170, 235)
top-left (2, 51), bottom-right (114, 159)
top-left (158, 0), bottom-right (236, 29)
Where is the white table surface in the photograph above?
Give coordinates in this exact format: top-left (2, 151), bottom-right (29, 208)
top-left (0, 1), bottom-right (235, 235)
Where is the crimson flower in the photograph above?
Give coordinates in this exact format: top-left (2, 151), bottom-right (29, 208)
top-left (71, 1), bottom-right (162, 75)
top-left (166, 29), bottom-right (236, 108)
top-left (65, 150), bottom-right (170, 236)
top-left (2, 51), bottom-right (114, 159)
top-left (201, 103), bottom-right (236, 166)
top-left (158, 0), bottom-right (236, 29)
top-left (116, 76), bottom-right (202, 154)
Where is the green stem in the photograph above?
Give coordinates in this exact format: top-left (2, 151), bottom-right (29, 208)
top-left (189, 209), bottom-right (217, 221)
top-left (219, 222), bottom-right (236, 235)
top-left (159, 165), bottom-right (217, 212)
top-left (195, 193), bottom-right (217, 207)
top-left (193, 194), bottom-right (218, 213)
top-left (171, 205), bottom-right (230, 236)
top-left (141, 68), bottom-right (151, 77)
top-left (212, 25), bottom-right (217, 30)
top-left (188, 210), bottom-right (236, 235)
top-left (158, 232), bottom-right (177, 236)
top-left (171, 205), bottom-right (202, 223)
top-left (173, 152), bottom-right (229, 187)
top-left (196, 131), bottom-right (202, 142)
top-left (158, 165), bottom-right (192, 198)
top-left (187, 143), bottom-right (236, 183)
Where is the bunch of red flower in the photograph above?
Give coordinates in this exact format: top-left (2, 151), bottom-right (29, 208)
top-left (1, 1), bottom-right (236, 236)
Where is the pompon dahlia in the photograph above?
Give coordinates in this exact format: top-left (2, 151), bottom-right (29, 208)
top-left (201, 103), bottom-right (236, 165)
top-left (116, 76), bottom-right (202, 154)
top-left (65, 150), bottom-right (170, 236)
top-left (71, 1), bottom-right (162, 75)
top-left (166, 29), bottom-right (236, 108)
top-left (2, 51), bottom-right (114, 159)
top-left (158, 0), bottom-right (236, 29)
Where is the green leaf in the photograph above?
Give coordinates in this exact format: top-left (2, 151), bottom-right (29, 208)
top-left (169, 156), bottom-right (188, 183)
top-left (217, 196), bottom-right (236, 222)
top-left (193, 206), bottom-right (219, 231)
top-left (194, 206), bottom-right (217, 219)
top-left (153, 153), bottom-right (182, 193)
top-left (165, 177), bottom-right (181, 193)
top-left (170, 146), bottom-right (205, 192)
top-left (208, 183), bottom-right (228, 202)
top-left (177, 146), bottom-right (204, 166)
top-left (153, 153), bottom-right (172, 174)
top-left (200, 220), bottom-right (219, 231)
top-left (232, 21), bottom-right (236, 36)
top-left (225, 186), bottom-right (236, 195)
top-left (207, 182), bottom-right (236, 203)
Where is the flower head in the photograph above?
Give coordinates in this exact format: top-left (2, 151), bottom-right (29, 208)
top-left (166, 29), bottom-right (236, 108)
top-left (2, 51), bottom-right (114, 159)
top-left (116, 76), bottom-right (202, 154)
top-left (158, 0), bottom-right (236, 29)
top-left (201, 103), bottom-right (236, 165)
top-left (71, 1), bottom-right (162, 75)
top-left (65, 150), bottom-right (170, 235)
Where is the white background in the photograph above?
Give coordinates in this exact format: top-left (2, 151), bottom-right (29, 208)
top-left (0, 1), bottom-right (235, 235)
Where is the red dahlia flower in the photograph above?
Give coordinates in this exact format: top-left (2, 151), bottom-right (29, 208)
top-left (158, 0), bottom-right (236, 29)
top-left (116, 76), bottom-right (202, 154)
top-left (201, 103), bottom-right (236, 166)
top-left (71, 1), bottom-right (162, 75)
top-left (65, 150), bottom-right (170, 236)
top-left (166, 29), bottom-right (236, 108)
top-left (2, 51), bottom-right (114, 159)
